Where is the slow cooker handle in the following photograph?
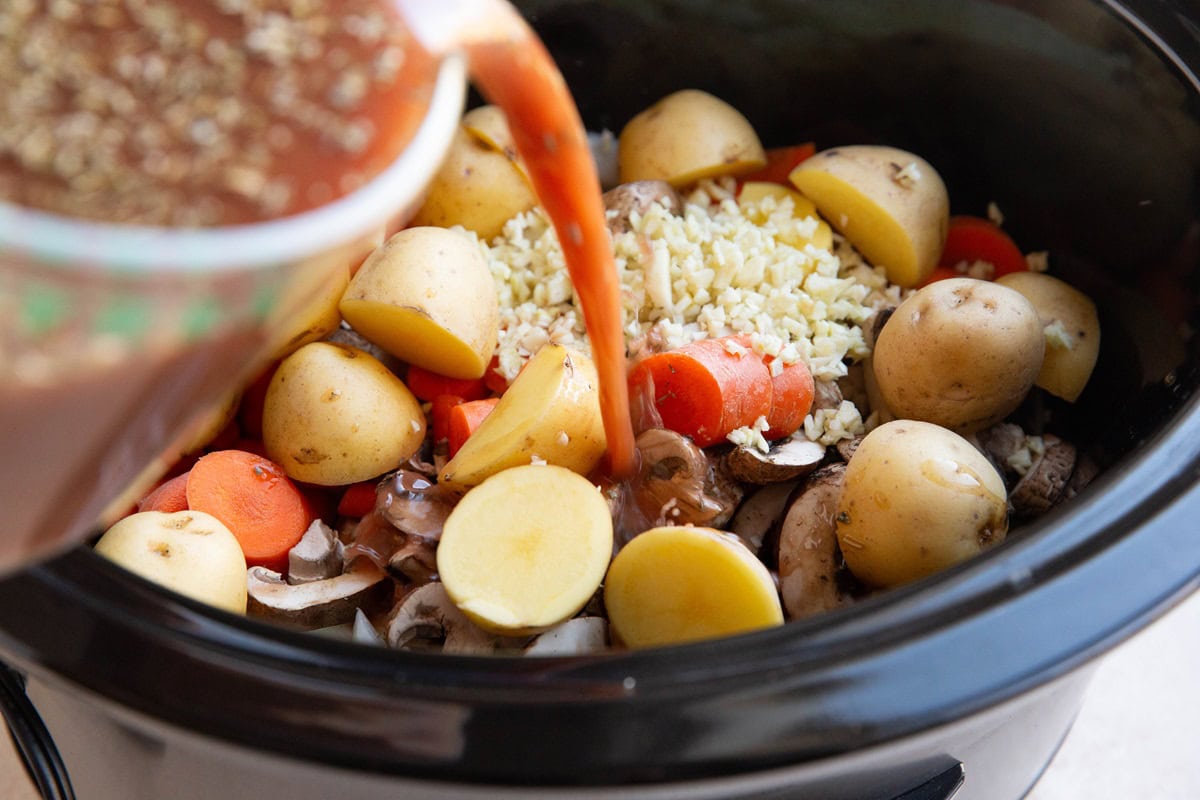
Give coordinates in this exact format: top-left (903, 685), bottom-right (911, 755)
top-left (892, 762), bottom-right (965, 800)
top-left (0, 663), bottom-right (75, 800)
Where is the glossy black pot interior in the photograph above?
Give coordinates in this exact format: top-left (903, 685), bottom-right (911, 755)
top-left (1, 0), bottom-right (1199, 795)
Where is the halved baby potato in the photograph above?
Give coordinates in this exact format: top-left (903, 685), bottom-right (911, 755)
top-left (339, 226), bottom-right (499, 380)
top-left (790, 145), bottom-right (950, 287)
top-left (618, 89), bottom-right (766, 187)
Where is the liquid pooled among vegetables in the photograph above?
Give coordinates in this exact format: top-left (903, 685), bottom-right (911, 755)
top-left (97, 89), bottom-right (1104, 653)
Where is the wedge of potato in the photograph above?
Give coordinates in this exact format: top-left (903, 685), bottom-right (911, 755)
top-left (437, 464), bottom-right (613, 634)
top-left (461, 104), bottom-right (531, 184)
top-left (996, 271), bottom-right (1101, 402)
top-left (339, 226), bottom-right (499, 380)
top-left (789, 145), bottom-right (949, 287)
top-left (438, 344), bottom-right (607, 493)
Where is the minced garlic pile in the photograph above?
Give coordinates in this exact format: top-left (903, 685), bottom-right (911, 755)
top-left (468, 177), bottom-right (904, 445)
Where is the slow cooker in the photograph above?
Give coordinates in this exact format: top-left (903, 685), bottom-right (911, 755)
top-left (2, 1), bottom-right (1198, 798)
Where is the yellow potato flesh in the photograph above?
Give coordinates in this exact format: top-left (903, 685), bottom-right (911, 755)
top-left (263, 342), bottom-right (425, 486)
top-left (618, 89), bottom-right (766, 188)
top-left (95, 511), bottom-right (248, 614)
top-left (837, 420), bottom-right (1008, 589)
top-left (604, 526), bottom-right (783, 649)
top-left (436, 465), bottom-right (614, 634)
top-left (996, 271), bottom-right (1101, 402)
top-left (790, 146), bottom-right (949, 287)
top-left (410, 126), bottom-right (537, 240)
top-left (438, 344), bottom-right (607, 493)
top-left (737, 181), bottom-right (834, 250)
top-left (339, 226), bottom-right (499, 380)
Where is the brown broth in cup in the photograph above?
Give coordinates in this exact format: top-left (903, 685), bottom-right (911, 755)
top-left (0, 0), bottom-right (438, 226)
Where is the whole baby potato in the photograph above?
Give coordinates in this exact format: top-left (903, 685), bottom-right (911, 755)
top-left (618, 89), bottom-right (767, 187)
top-left (873, 278), bottom-right (1045, 433)
top-left (95, 511), bottom-right (248, 614)
top-left (790, 145), bottom-right (950, 287)
top-left (410, 125), bottom-right (537, 240)
top-left (263, 342), bottom-right (425, 486)
top-left (339, 226), bottom-right (500, 380)
top-left (837, 420), bottom-right (1008, 588)
top-left (996, 271), bottom-right (1101, 402)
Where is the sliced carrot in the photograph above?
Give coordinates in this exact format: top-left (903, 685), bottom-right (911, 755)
top-left (137, 472), bottom-right (191, 514)
top-left (763, 357), bottom-right (815, 440)
top-left (920, 265), bottom-right (962, 287)
top-left (405, 364), bottom-right (489, 402)
top-left (185, 449), bottom-right (310, 573)
top-left (430, 394), bottom-right (464, 443)
top-left (628, 336), bottom-right (773, 448)
top-left (484, 355), bottom-right (510, 395)
top-left (938, 215), bottom-right (1027, 279)
top-left (338, 481), bottom-right (378, 518)
top-left (448, 397), bottom-right (501, 457)
top-left (739, 143), bottom-right (817, 187)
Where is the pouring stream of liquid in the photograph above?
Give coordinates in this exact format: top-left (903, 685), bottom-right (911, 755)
top-left (396, 0), bottom-right (637, 479)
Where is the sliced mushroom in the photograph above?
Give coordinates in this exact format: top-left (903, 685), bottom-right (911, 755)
top-left (974, 422), bottom-right (1030, 480)
top-left (386, 583), bottom-right (523, 655)
top-left (777, 464), bottom-right (847, 620)
top-left (811, 379), bottom-right (844, 414)
top-left (728, 479), bottom-right (801, 556)
top-left (287, 519), bottom-right (344, 585)
top-left (378, 469), bottom-right (454, 541)
top-left (725, 437), bottom-right (826, 484)
top-left (603, 180), bottom-right (682, 235)
top-left (1063, 453), bottom-right (1101, 500)
top-left (524, 616), bottom-right (609, 656)
top-left (633, 428), bottom-right (741, 527)
top-left (834, 435), bottom-right (863, 463)
top-left (1010, 435), bottom-right (1077, 518)
top-left (352, 608), bottom-right (386, 647)
top-left (247, 559), bottom-right (389, 630)
top-left (386, 536), bottom-right (438, 584)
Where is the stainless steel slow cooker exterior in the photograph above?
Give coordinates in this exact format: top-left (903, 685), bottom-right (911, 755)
top-left (1, 1), bottom-right (1198, 798)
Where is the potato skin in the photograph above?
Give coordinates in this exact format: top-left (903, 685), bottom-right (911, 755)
top-left (263, 342), bottom-right (425, 486)
top-left (618, 89), bottom-right (766, 187)
top-left (873, 278), bottom-right (1045, 433)
top-left (996, 271), bottom-right (1100, 402)
top-left (837, 420), bottom-right (1008, 588)
top-left (339, 226), bottom-right (500, 380)
top-left (409, 126), bottom-right (536, 240)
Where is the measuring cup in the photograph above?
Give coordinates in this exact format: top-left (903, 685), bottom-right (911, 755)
top-left (0, 45), bottom-right (467, 574)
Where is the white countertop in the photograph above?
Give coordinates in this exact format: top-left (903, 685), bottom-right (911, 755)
top-left (3, 590), bottom-right (1198, 799)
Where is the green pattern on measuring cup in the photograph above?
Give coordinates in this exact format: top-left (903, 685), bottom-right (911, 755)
top-left (252, 283), bottom-right (277, 322)
top-left (183, 295), bottom-right (221, 340)
top-left (96, 296), bottom-right (151, 339)
top-left (21, 285), bottom-right (69, 336)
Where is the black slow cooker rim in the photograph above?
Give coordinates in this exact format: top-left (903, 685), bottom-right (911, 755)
top-left (2, 0), bottom-right (1199, 785)
top-left (0, 384), bottom-right (1197, 785)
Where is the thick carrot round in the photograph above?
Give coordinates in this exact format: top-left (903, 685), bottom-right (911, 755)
top-left (448, 397), bottom-right (501, 456)
top-left (405, 365), bottom-right (489, 403)
top-left (430, 393), bottom-right (465, 444)
top-left (741, 142), bottom-right (817, 186)
top-left (137, 472), bottom-right (190, 514)
top-left (185, 449), bottom-right (310, 573)
top-left (763, 358), bottom-right (815, 440)
top-left (628, 337), bottom-right (773, 448)
top-left (337, 481), bottom-right (378, 518)
top-left (939, 215), bottom-right (1027, 278)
